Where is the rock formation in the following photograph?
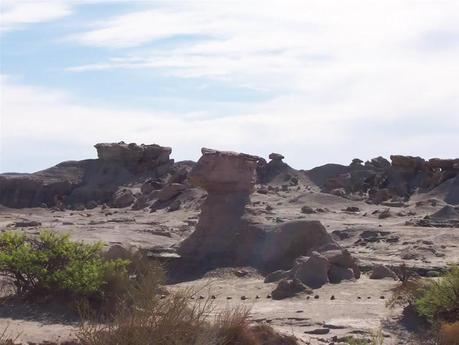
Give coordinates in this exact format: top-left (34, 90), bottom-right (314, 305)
top-left (95, 142), bottom-right (172, 174)
top-left (308, 155), bottom-right (459, 205)
top-left (178, 148), bottom-right (359, 276)
top-left (257, 152), bottom-right (290, 183)
top-left (0, 142), bottom-right (173, 208)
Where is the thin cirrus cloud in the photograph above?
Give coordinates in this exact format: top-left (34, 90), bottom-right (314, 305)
top-left (67, 1), bottom-right (459, 94)
top-left (0, 0), bottom-right (72, 32)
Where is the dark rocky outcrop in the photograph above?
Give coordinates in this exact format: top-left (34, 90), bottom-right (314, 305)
top-left (94, 142), bottom-right (172, 174)
top-left (306, 155), bottom-right (459, 205)
top-left (0, 142), bottom-right (173, 208)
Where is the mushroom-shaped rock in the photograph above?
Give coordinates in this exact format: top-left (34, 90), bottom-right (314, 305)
top-left (269, 153), bottom-right (285, 161)
top-left (178, 149), bottom-right (340, 273)
top-left (178, 148), bottom-right (261, 261)
top-left (189, 148), bottom-right (260, 193)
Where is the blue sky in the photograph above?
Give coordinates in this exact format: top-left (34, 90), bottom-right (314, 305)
top-left (1, 0), bottom-right (458, 173)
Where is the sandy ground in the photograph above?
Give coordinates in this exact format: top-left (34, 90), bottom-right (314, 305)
top-left (0, 183), bottom-right (458, 344)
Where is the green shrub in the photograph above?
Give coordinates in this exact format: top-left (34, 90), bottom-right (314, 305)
top-left (0, 230), bottom-right (129, 304)
top-left (415, 266), bottom-right (459, 324)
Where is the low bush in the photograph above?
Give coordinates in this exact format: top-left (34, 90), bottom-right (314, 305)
top-left (0, 230), bottom-right (129, 309)
top-left (0, 230), bottom-right (299, 345)
top-left (415, 266), bottom-right (459, 324)
top-left (388, 266), bottom-right (459, 345)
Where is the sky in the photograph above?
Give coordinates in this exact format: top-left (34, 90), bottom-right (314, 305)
top-left (0, 0), bottom-right (458, 173)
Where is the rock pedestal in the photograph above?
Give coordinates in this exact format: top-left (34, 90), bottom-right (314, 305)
top-left (178, 148), bottom-right (351, 273)
top-left (177, 148), bottom-right (259, 262)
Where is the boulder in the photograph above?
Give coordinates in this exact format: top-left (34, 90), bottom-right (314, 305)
top-left (370, 264), bottom-right (397, 280)
top-left (158, 183), bottom-right (186, 202)
top-left (344, 206), bottom-right (360, 212)
top-left (292, 252), bottom-right (330, 289)
top-left (131, 195), bottom-right (148, 210)
top-left (264, 270), bottom-right (290, 283)
top-left (322, 249), bottom-right (360, 279)
top-left (301, 205), bottom-right (316, 214)
top-left (271, 278), bottom-right (311, 300)
top-left (141, 179), bottom-right (163, 194)
top-left (328, 265), bottom-right (355, 283)
top-left (330, 188), bottom-right (346, 197)
top-left (111, 188), bottom-right (135, 208)
top-left (168, 167), bottom-right (189, 184)
top-left (167, 199), bottom-right (181, 212)
top-left (260, 221), bottom-right (335, 270)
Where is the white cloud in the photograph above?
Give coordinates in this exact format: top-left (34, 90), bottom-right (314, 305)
top-left (67, 1), bottom-right (459, 111)
top-left (1, 75), bottom-right (458, 173)
top-left (0, 0), bottom-right (72, 32)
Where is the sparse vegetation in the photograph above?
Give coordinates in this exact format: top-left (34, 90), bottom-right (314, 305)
top-left (389, 266), bottom-right (459, 345)
top-left (415, 266), bottom-right (459, 324)
top-left (0, 230), bottom-right (130, 310)
top-left (0, 230), bottom-right (298, 345)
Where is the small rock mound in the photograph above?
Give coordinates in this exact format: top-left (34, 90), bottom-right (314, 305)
top-left (430, 205), bottom-right (459, 220)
